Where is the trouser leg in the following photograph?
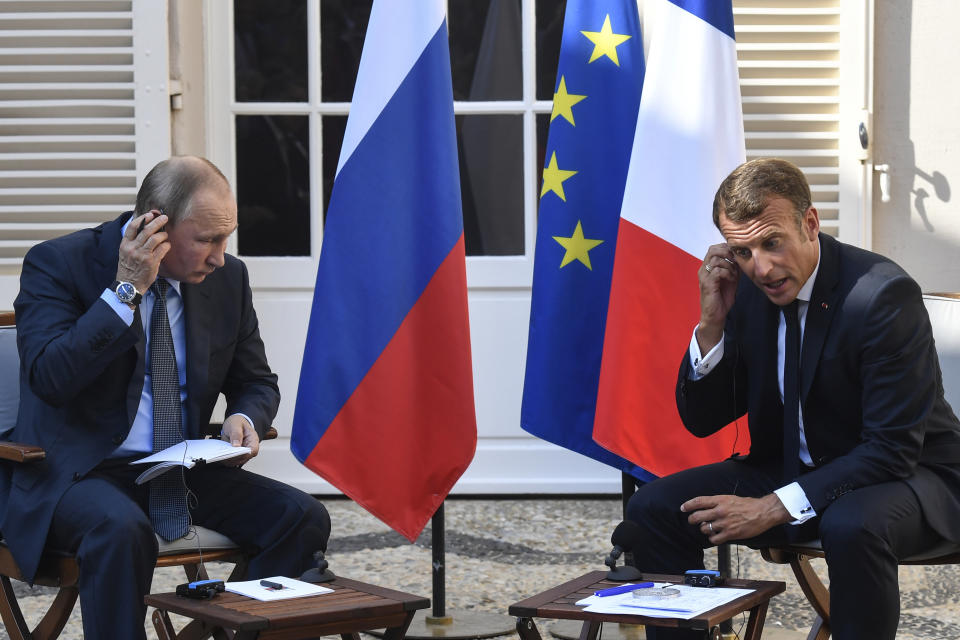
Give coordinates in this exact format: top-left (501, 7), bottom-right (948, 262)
top-left (186, 464), bottom-right (331, 578)
top-left (625, 460), bottom-right (795, 640)
top-left (48, 470), bottom-right (157, 640)
top-left (818, 481), bottom-right (941, 640)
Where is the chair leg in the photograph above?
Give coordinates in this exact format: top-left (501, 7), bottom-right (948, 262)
top-left (0, 575), bottom-right (31, 640)
top-left (806, 615), bottom-right (830, 640)
top-left (787, 554), bottom-right (831, 640)
top-left (0, 575), bottom-right (78, 640)
top-left (183, 562), bottom-right (209, 582)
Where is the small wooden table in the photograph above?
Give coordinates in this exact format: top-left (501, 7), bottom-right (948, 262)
top-left (146, 576), bottom-right (430, 640)
top-left (508, 571), bottom-right (785, 640)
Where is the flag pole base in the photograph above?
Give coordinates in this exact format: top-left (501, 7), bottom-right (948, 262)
top-left (549, 620), bottom-right (645, 640)
top-left (368, 609), bottom-right (515, 640)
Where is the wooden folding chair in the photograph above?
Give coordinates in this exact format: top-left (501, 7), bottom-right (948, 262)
top-left (759, 293), bottom-right (960, 640)
top-left (0, 311), bottom-right (276, 640)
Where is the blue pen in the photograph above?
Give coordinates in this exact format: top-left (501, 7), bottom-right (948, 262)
top-left (594, 582), bottom-right (655, 597)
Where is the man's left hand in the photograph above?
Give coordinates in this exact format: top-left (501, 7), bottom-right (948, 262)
top-left (220, 414), bottom-right (260, 465)
top-left (681, 494), bottom-right (791, 544)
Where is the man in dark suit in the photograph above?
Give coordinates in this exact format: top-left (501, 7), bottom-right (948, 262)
top-left (6, 156), bottom-right (331, 639)
top-left (626, 158), bottom-right (960, 640)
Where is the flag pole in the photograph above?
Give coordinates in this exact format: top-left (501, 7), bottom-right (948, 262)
top-left (390, 501), bottom-right (514, 640)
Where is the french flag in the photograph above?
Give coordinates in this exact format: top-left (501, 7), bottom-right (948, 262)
top-left (593, 0), bottom-right (747, 477)
top-left (291, 0), bottom-right (477, 541)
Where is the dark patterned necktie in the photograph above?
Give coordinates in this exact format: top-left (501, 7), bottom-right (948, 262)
top-left (782, 300), bottom-right (801, 483)
top-left (148, 278), bottom-right (189, 540)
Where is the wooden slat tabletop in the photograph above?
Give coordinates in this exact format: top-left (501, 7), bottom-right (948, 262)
top-left (509, 570), bottom-right (785, 630)
top-left (145, 576), bottom-right (430, 633)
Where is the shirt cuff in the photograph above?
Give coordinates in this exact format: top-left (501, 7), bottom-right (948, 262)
top-left (688, 325), bottom-right (725, 380)
top-left (226, 413), bottom-right (256, 433)
top-left (774, 482), bottom-right (817, 524)
top-left (99, 288), bottom-right (135, 326)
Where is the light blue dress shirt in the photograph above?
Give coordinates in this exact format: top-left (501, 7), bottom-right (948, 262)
top-left (102, 218), bottom-right (251, 458)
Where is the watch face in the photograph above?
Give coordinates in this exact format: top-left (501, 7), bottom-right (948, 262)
top-left (116, 281), bottom-right (136, 303)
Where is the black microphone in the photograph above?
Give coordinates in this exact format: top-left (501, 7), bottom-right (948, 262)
top-left (299, 525), bottom-right (335, 583)
top-left (604, 521), bottom-right (644, 581)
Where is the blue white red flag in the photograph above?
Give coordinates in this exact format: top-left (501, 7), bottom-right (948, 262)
top-left (291, 0), bottom-right (476, 541)
top-left (594, 0), bottom-right (747, 477)
top-left (521, 0), bottom-right (651, 480)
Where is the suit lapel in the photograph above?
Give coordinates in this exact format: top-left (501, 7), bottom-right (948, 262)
top-left (800, 233), bottom-right (841, 401)
top-left (181, 281), bottom-right (211, 439)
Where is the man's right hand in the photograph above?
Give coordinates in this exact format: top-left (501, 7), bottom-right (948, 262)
top-left (116, 210), bottom-right (170, 294)
top-left (696, 243), bottom-right (740, 353)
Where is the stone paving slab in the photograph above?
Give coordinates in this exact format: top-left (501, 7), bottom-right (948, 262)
top-left (2, 497), bottom-right (957, 639)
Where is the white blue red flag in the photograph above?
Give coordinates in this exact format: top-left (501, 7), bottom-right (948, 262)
top-left (594, 0), bottom-right (747, 476)
top-left (292, 0), bottom-right (476, 541)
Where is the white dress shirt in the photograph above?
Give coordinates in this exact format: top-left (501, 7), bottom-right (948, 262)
top-left (687, 242), bottom-right (822, 524)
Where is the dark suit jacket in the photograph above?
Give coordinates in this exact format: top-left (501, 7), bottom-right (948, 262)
top-left (676, 233), bottom-right (960, 543)
top-left (4, 212), bottom-right (280, 582)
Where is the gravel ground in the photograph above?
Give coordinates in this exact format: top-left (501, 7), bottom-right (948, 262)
top-left (4, 497), bottom-right (958, 639)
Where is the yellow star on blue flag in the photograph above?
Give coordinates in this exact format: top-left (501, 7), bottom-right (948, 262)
top-left (581, 14), bottom-right (632, 66)
top-left (540, 152), bottom-right (578, 201)
top-left (552, 76), bottom-right (587, 126)
top-left (553, 221), bottom-right (603, 270)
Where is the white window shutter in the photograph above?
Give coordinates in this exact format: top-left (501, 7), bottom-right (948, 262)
top-left (734, 0), bottom-right (871, 244)
top-left (0, 0), bottom-right (169, 306)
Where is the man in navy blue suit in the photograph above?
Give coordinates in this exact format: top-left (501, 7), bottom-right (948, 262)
top-left (6, 156), bottom-right (330, 639)
top-left (627, 158), bottom-right (960, 640)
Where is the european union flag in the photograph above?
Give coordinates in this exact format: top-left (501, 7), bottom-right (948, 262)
top-left (521, 0), bottom-right (652, 480)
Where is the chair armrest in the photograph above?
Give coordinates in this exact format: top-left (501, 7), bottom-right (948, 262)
top-left (0, 441), bottom-right (46, 463)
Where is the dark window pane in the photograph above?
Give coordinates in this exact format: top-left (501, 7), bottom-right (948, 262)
top-left (320, 0), bottom-right (373, 102)
top-left (235, 115), bottom-right (310, 256)
top-left (536, 0), bottom-right (566, 100)
top-left (535, 113), bottom-right (550, 221)
top-left (234, 0), bottom-right (307, 102)
top-left (449, 0), bottom-right (522, 101)
top-left (321, 115), bottom-right (348, 221)
top-left (458, 114), bottom-right (524, 255)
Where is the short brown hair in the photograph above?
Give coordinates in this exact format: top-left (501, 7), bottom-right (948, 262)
top-left (712, 158), bottom-right (812, 229)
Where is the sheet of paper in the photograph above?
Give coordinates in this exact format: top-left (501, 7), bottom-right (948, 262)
top-left (578, 584), bottom-right (754, 620)
top-left (224, 576), bottom-right (334, 601)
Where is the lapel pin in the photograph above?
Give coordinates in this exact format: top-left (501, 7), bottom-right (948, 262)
top-left (822, 302), bottom-right (829, 310)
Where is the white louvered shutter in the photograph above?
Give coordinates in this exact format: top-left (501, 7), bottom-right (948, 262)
top-left (734, 0), bottom-right (872, 246)
top-left (0, 0), bottom-right (170, 306)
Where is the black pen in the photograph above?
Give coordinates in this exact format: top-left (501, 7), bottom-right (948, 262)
top-left (260, 579), bottom-right (284, 590)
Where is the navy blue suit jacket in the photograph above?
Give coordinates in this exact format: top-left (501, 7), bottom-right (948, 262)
top-left (4, 212), bottom-right (279, 581)
top-left (676, 233), bottom-right (960, 543)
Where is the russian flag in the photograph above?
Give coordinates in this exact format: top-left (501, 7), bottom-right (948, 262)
top-left (291, 0), bottom-right (477, 541)
top-left (593, 0), bottom-right (747, 477)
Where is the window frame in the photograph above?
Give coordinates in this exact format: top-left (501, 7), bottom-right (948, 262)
top-left (203, 0), bottom-right (548, 291)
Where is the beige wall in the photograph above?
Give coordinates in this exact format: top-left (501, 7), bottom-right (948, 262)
top-left (168, 0), bottom-right (207, 157)
top-left (873, 0), bottom-right (960, 292)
